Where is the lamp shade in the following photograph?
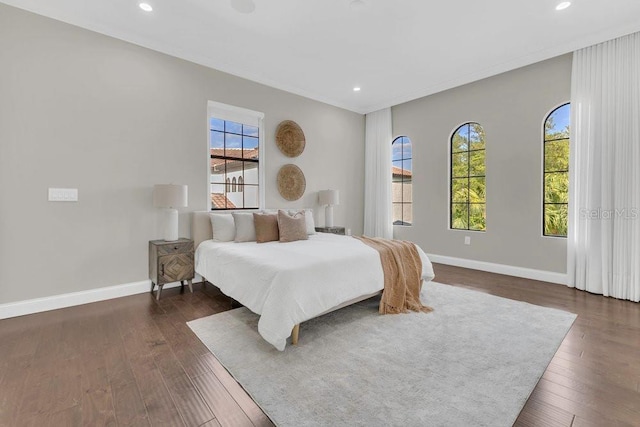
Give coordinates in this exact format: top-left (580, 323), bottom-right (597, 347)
top-left (153, 184), bottom-right (188, 208)
top-left (318, 189), bottom-right (339, 206)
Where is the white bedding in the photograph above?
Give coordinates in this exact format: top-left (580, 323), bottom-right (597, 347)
top-left (195, 233), bottom-right (435, 351)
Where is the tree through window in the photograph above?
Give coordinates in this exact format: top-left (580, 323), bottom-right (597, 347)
top-left (543, 103), bottom-right (570, 237)
top-left (450, 123), bottom-right (486, 231)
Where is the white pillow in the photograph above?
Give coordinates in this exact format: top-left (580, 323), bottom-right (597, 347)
top-left (232, 212), bottom-right (257, 242)
top-left (289, 209), bottom-right (316, 235)
top-left (210, 213), bottom-right (235, 242)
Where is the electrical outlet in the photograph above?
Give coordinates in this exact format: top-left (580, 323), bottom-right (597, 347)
top-left (48, 188), bottom-right (78, 202)
top-left (464, 236), bottom-right (471, 245)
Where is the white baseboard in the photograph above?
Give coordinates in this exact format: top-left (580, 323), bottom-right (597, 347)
top-left (427, 254), bottom-right (568, 285)
top-left (1, 257), bottom-right (565, 320)
top-left (0, 274), bottom-right (204, 320)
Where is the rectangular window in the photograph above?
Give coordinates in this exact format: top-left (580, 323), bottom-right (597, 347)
top-left (392, 136), bottom-right (413, 226)
top-left (208, 101), bottom-right (264, 210)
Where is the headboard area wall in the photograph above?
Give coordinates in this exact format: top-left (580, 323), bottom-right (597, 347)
top-left (193, 211), bottom-right (213, 249)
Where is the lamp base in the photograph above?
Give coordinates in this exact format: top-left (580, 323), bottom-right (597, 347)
top-left (325, 205), bottom-right (334, 227)
top-left (163, 208), bottom-right (179, 241)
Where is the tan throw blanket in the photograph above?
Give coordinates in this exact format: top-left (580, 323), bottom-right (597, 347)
top-left (355, 236), bottom-right (433, 315)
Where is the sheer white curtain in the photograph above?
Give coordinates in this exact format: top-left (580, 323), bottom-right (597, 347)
top-left (568, 31), bottom-right (640, 302)
top-left (364, 108), bottom-right (393, 239)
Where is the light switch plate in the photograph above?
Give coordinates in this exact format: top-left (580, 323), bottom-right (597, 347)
top-left (48, 188), bottom-right (78, 202)
top-left (464, 236), bottom-right (471, 245)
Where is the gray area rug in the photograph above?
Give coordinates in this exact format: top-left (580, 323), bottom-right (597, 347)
top-left (188, 282), bottom-right (576, 426)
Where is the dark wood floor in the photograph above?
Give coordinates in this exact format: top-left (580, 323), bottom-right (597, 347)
top-left (0, 264), bottom-right (638, 426)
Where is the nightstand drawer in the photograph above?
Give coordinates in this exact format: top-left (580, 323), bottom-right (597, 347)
top-left (158, 253), bottom-right (194, 285)
top-left (156, 241), bottom-right (193, 256)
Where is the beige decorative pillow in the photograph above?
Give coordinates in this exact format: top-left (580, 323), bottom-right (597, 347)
top-left (253, 213), bottom-right (279, 243)
top-left (277, 210), bottom-right (309, 243)
top-left (288, 209), bottom-right (316, 235)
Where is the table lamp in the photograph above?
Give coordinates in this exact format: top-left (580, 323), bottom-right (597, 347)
top-left (319, 189), bottom-right (339, 227)
top-left (153, 184), bottom-right (188, 241)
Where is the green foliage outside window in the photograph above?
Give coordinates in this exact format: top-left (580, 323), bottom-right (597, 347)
top-left (451, 123), bottom-right (486, 231)
top-left (544, 104), bottom-right (570, 237)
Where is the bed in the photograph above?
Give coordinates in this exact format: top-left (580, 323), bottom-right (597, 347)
top-left (192, 211), bottom-right (435, 351)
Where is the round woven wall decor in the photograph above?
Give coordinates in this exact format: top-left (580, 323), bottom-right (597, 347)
top-left (275, 120), bottom-right (306, 157)
top-left (277, 164), bottom-right (306, 201)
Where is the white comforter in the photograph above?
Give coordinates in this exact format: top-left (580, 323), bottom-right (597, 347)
top-left (195, 233), bottom-right (435, 351)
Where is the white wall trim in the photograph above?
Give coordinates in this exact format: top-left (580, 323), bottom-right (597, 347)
top-left (428, 253), bottom-right (568, 285)
top-left (0, 255), bottom-right (566, 320)
top-left (0, 275), bottom-right (204, 320)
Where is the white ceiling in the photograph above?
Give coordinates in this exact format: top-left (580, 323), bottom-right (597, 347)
top-left (3, 0), bottom-right (640, 114)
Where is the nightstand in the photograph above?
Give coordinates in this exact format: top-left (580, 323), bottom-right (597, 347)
top-left (149, 238), bottom-right (194, 300)
top-left (315, 226), bottom-right (346, 235)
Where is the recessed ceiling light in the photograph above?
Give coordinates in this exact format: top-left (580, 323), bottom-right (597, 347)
top-left (139, 2), bottom-right (153, 12)
top-left (353, 87), bottom-right (361, 92)
top-left (555, 1), bottom-right (571, 11)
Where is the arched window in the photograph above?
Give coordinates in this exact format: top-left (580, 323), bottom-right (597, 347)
top-left (238, 176), bottom-right (244, 192)
top-left (543, 103), bottom-right (570, 237)
top-left (450, 123), bottom-right (486, 231)
top-left (392, 136), bottom-right (412, 226)
top-left (225, 178), bottom-right (231, 193)
top-left (232, 177), bottom-right (237, 192)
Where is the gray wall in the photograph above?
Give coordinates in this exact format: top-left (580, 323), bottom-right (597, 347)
top-left (393, 54), bottom-right (572, 273)
top-left (0, 4), bottom-right (365, 304)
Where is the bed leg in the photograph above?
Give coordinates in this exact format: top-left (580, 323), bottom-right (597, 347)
top-left (291, 324), bottom-right (300, 346)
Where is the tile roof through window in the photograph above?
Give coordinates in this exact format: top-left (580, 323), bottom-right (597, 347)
top-left (392, 166), bottom-right (412, 178)
top-left (211, 193), bottom-right (236, 209)
top-left (210, 148), bottom-right (259, 169)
